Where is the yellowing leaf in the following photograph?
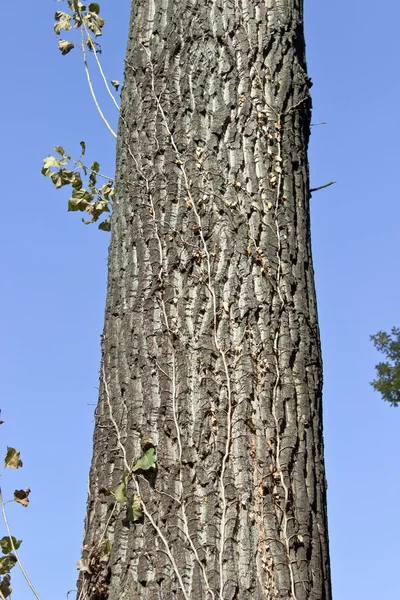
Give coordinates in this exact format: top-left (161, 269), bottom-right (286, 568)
top-left (14, 488), bottom-right (30, 508)
top-left (54, 11), bottom-right (72, 36)
top-left (4, 448), bottom-right (22, 470)
top-left (58, 39), bottom-right (75, 55)
top-left (114, 482), bottom-right (128, 503)
top-left (132, 494), bottom-right (142, 521)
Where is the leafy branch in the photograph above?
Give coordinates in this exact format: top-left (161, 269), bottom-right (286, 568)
top-left (370, 327), bottom-right (400, 406)
top-left (0, 415), bottom-right (39, 598)
top-left (54, 2), bottom-right (119, 138)
top-left (42, 144), bottom-right (113, 231)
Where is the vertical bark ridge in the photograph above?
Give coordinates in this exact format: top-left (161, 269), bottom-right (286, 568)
top-left (79, 1), bottom-right (332, 599)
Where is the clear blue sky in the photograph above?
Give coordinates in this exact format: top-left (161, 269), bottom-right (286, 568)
top-left (1, 1), bottom-right (399, 598)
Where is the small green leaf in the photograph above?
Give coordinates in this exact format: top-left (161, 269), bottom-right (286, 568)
top-left (0, 574), bottom-right (12, 598)
top-left (88, 3), bottom-right (100, 13)
top-left (68, 197), bottom-right (90, 212)
top-left (114, 482), bottom-right (128, 503)
top-left (132, 448), bottom-right (156, 472)
top-left (80, 141), bottom-right (86, 156)
top-left (98, 217), bottom-right (111, 231)
top-left (72, 172), bottom-right (83, 190)
top-left (4, 448), bottom-right (22, 470)
top-left (0, 555), bottom-right (17, 575)
top-left (90, 161), bottom-right (100, 173)
top-left (51, 169), bottom-right (74, 189)
top-left (58, 39), bottom-right (75, 55)
top-left (0, 537), bottom-right (22, 556)
top-left (111, 80), bottom-right (120, 91)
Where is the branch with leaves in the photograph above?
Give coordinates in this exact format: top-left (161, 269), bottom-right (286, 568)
top-left (370, 327), bottom-right (400, 406)
top-left (42, 144), bottom-right (113, 230)
top-left (0, 416), bottom-right (39, 599)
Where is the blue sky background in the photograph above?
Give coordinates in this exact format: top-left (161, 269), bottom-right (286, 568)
top-left (0, 1), bottom-right (399, 598)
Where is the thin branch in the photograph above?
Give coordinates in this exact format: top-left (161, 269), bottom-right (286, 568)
top-left (0, 490), bottom-right (40, 600)
top-left (80, 30), bottom-right (117, 139)
top-left (82, 25), bottom-right (120, 112)
top-left (70, 158), bottom-right (114, 182)
top-left (310, 181), bottom-right (336, 194)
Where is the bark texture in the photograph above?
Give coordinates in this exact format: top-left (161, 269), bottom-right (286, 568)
top-left (79, 1), bottom-right (331, 599)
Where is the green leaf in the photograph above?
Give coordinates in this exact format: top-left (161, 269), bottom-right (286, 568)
top-left (99, 538), bottom-right (112, 557)
top-left (0, 574), bottom-right (12, 598)
top-left (58, 39), bottom-right (75, 55)
top-left (111, 80), bottom-right (120, 91)
top-left (72, 172), bottom-right (83, 190)
top-left (4, 448), bottom-right (22, 470)
top-left (132, 448), bottom-right (156, 472)
top-left (0, 537), bottom-right (22, 556)
top-left (0, 555), bottom-right (17, 575)
top-left (98, 217), bottom-right (111, 231)
top-left (68, 197), bottom-right (90, 212)
top-left (80, 141), bottom-right (86, 156)
top-left (51, 169), bottom-right (74, 189)
top-left (90, 161), bottom-right (100, 173)
top-left (114, 482), bottom-right (128, 503)
top-left (88, 3), bottom-right (100, 13)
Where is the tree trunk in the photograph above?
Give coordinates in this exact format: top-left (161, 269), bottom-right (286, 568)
top-left (78, 1), bottom-right (331, 599)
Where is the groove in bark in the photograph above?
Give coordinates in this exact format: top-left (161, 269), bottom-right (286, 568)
top-left (78, 1), bottom-right (332, 599)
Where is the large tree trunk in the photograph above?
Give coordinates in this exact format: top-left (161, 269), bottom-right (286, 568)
top-left (78, 1), bottom-right (331, 599)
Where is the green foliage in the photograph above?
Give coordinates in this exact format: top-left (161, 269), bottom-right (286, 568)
top-left (370, 327), bottom-right (400, 406)
top-left (42, 144), bottom-right (113, 230)
top-left (101, 447), bottom-right (156, 525)
top-left (54, 1), bottom-right (105, 54)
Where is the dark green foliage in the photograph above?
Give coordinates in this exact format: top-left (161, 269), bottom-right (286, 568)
top-left (370, 327), bottom-right (400, 406)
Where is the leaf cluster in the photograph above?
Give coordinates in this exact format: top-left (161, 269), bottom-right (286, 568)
top-left (55, 1), bottom-right (105, 55)
top-left (101, 447), bottom-right (157, 524)
top-left (42, 144), bottom-right (113, 231)
top-left (370, 326), bottom-right (400, 406)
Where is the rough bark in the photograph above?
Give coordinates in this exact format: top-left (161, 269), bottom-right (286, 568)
top-left (78, 1), bottom-right (331, 599)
